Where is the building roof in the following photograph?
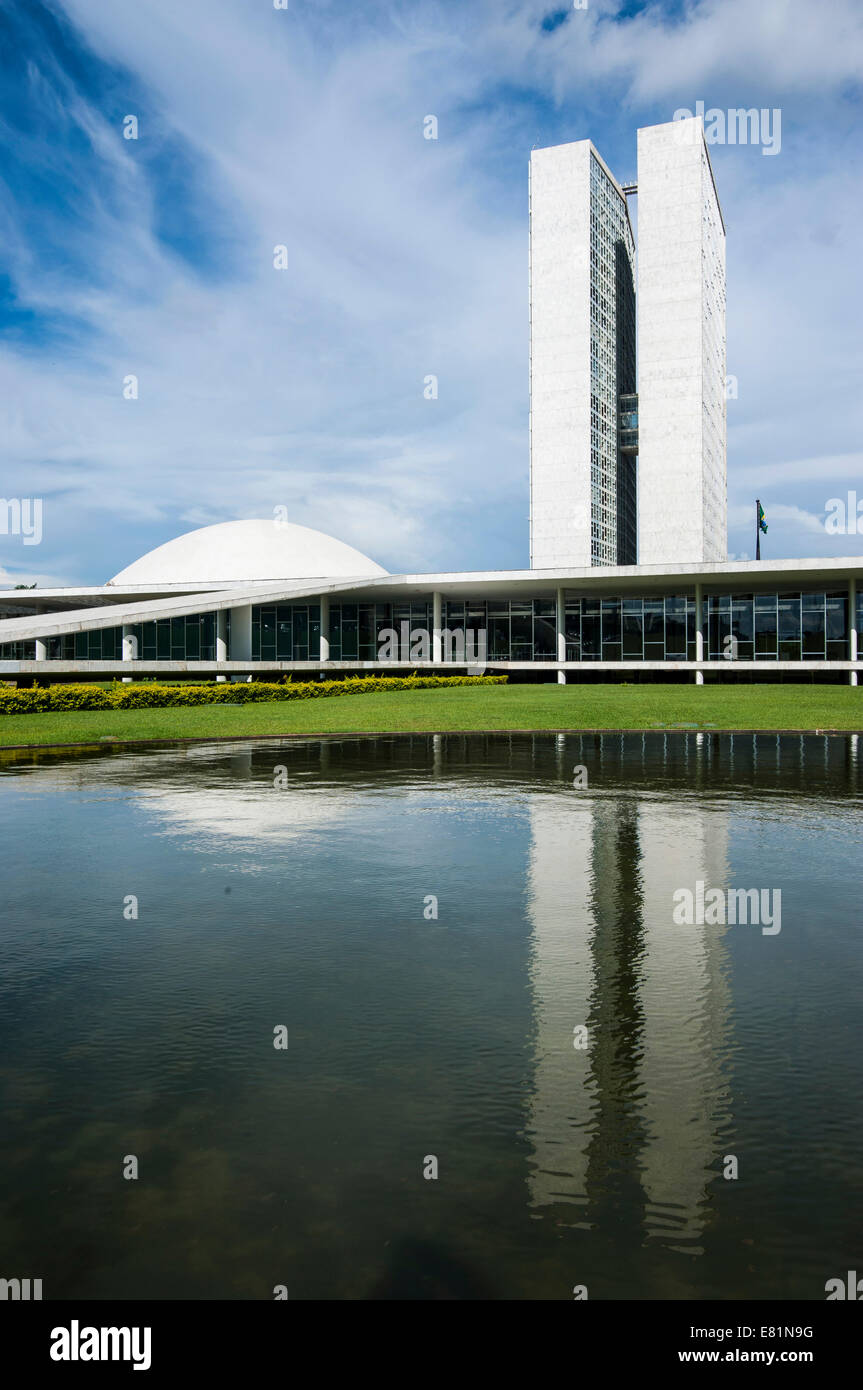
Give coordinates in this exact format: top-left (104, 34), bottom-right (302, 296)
top-left (107, 519), bottom-right (388, 587)
top-left (3, 555), bottom-right (863, 645)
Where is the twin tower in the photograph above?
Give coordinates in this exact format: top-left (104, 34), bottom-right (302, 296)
top-left (529, 117), bottom-right (727, 570)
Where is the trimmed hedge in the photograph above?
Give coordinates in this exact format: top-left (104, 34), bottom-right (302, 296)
top-left (0, 674), bottom-right (507, 716)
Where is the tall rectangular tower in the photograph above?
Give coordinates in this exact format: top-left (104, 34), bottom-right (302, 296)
top-left (529, 140), bottom-right (636, 569)
top-left (636, 117), bottom-right (727, 565)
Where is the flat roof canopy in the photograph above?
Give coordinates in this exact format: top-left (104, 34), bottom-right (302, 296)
top-left (2, 556), bottom-right (863, 642)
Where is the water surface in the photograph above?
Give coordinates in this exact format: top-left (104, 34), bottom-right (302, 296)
top-left (0, 732), bottom-right (860, 1299)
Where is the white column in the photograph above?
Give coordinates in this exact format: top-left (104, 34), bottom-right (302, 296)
top-left (35, 637), bottom-right (48, 661)
top-left (433, 591), bottom-right (442, 665)
top-left (230, 604), bottom-right (252, 666)
top-left (121, 624), bottom-right (137, 683)
top-left (694, 582), bottom-right (704, 685)
top-left (319, 594), bottom-right (330, 663)
top-left (850, 577), bottom-right (857, 687)
top-left (216, 609), bottom-right (227, 680)
top-left (556, 586), bottom-right (566, 683)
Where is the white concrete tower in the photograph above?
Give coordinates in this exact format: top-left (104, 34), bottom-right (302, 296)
top-left (529, 141), bottom-right (636, 569)
top-left (636, 117), bottom-right (727, 564)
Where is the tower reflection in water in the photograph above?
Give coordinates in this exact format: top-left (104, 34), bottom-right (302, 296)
top-left (525, 733), bottom-right (734, 1254)
top-left (0, 729), bottom-right (858, 1297)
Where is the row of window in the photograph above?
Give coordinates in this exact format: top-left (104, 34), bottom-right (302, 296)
top-left (253, 604), bottom-right (322, 661)
top-left (0, 640), bottom-right (36, 659)
top-left (589, 152), bottom-right (636, 568)
top-left (705, 593), bottom-right (847, 662)
top-left (1, 591), bottom-right (857, 665)
top-left (252, 593), bottom-right (853, 664)
top-left (30, 614), bottom-right (221, 663)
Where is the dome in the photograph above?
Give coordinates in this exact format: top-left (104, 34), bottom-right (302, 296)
top-left (108, 520), bottom-right (388, 586)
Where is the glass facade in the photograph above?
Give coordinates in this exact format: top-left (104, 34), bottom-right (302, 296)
top-left (251, 603), bottom-right (432, 661)
top-left (48, 627), bottom-right (123, 660)
top-left (618, 392), bottom-right (639, 454)
top-left (561, 595), bottom-right (694, 662)
top-left (707, 592), bottom-right (847, 662)
top-left (452, 599), bottom-right (556, 661)
top-left (330, 602), bottom-right (431, 662)
top-left (42, 613), bottom-right (216, 661)
top-left (252, 604), bottom-right (321, 661)
top-left (252, 592), bottom-right (845, 664)
top-left (5, 590), bottom-right (855, 667)
top-left (589, 153), bottom-right (637, 567)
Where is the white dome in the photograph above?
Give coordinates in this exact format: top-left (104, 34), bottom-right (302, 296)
top-left (108, 520), bottom-right (388, 586)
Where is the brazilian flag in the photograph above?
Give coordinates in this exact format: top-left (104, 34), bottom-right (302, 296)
top-left (758, 502), bottom-right (768, 534)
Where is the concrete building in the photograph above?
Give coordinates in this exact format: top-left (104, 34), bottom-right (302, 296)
top-left (529, 116), bottom-right (726, 570)
top-left (529, 141), bottom-right (637, 569)
top-left (637, 118), bottom-right (727, 565)
top-left (1, 518), bottom-right (861, 684)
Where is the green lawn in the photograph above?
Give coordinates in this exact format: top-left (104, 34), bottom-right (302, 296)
top-left (1, 683), bottom-right (862, 747)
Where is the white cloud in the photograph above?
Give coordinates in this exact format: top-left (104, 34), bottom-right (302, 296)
top-left (0, 0), bottom-right (860, 583)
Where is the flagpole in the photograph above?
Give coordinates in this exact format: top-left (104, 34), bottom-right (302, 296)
top-left (756, 499), bottom-right (761, 561)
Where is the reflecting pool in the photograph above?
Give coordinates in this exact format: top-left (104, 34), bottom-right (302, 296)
top-left (0, 732), bottom-right (860, 1299)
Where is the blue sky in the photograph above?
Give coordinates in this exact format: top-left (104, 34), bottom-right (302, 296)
top-left (0, 0), bottom-right (861, 586)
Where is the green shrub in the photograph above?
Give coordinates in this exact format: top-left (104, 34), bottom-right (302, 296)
top-left (0, 674), bottom-right (507, 716)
